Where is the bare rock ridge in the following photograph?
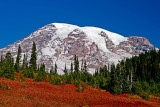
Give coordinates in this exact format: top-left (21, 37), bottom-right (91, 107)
top-left (0, 23), bottom-right (155, 74)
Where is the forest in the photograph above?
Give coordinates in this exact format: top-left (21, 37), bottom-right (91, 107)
top-left (0, 41), bottom-right (160, 100)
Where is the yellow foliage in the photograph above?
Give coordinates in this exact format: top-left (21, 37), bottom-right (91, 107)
top-left (150, 94), bottom-right (160, 101)
top-left (129, 95), bottom-right (143, 99)
top-left (100, 89), bottom-right (106, 92)
top-left (34, 73), bottom-right (38, 77)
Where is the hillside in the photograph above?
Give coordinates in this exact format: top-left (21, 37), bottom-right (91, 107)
top-left (0, 38), bottom-right (160, 107)
top-left (0, 73), bottom-right (160, 107)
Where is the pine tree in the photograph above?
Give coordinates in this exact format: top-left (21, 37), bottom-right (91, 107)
top-left (84, 60), bottom-right (87, 74)
top-left (74, 55), bottom-right (76, 72)
top-left (3, 52), bottom-right (15, 80)
top-left (74, 55), bottom-right (79, 73)
top-left (15, 45), bottom-right (22, 72)
top-left (54, 63), bottom-right (57, 75)
top-left (110, 64), bottom-right (116, 93)
top-left (158, 50), bottom-right (160, 63)
top-left (29, 66), bottom-right (34, 79)
top-left (71, 62), bottom-right (73, 73)
top-left (30, 41), bottom-right (37, 72)
top-left (22, 54), bottom-right (27, 71)
top-left (81, 59), bottom-right (84, 72)
top-left (77, 56), bottom-right (79, 72)
top-left (64, 64), bottom-right (67, 75)
top-left (35, 63), bottom-right (46, 81)
top-left (0, 56), bottom-right (4, 77)
top-left (50, 66), bottom-right (54, 74)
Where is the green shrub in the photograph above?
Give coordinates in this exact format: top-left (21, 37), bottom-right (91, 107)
top-left (17, 75), bottom-right (26, 82)
top-left (21, 84), bottom-right (27, 88)
top-left (0, 83), bottom-right (2, 88)
top-left (77, 85), bottom-right (84, 92)
top-left (5, 83), bottom-right (11, 90)
top-left (139, 91), bottom-right (150, 100)
top-left (50, 75), bottom-right (62, 85)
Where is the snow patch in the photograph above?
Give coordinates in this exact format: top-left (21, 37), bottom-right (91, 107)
top-left (42, 47), bottom-right (55, 56)
top-left (81, 26), bottom-right (128, 46)
top-left (52, 23), bottom-right (80, 40)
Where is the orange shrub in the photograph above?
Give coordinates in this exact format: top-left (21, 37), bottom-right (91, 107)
top-left (128, 94), bottom-right (143, 99)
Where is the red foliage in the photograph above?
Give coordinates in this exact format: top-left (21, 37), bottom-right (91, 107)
top-left (0, 76), bottom-right (160, 107)
top-left (119, 93), bottom-right (130, 97)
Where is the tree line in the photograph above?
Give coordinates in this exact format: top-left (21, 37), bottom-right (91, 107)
top-left (0, 42), bottom-right (160, 99)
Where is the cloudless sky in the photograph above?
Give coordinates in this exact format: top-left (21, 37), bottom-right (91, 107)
top-left (0, 0), bottom-right (160, 48)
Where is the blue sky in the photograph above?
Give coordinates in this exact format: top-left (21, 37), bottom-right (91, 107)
top-left (0, 0), bottom-right (160, 48)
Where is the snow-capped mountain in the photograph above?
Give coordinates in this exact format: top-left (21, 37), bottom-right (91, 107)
top-left (0, 23), bottom-right (155, 74)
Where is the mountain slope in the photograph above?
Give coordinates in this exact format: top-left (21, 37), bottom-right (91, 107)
top-left (0, 23), bottom-right (155, 74)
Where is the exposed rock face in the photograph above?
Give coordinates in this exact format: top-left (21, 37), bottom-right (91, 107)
top-left (0, 23), bottom-right (156, 74)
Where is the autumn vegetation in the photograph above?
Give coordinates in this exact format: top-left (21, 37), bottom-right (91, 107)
top-left (0, 41), bottom-right (160, 106)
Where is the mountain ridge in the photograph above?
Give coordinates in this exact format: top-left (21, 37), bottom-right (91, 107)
top-left (0, 23), bottom-right (156, 74)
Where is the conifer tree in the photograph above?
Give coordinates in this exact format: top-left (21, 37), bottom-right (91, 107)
top-left (29, 66), bottom-right (34, 79)
top-left (74, 55), bottom-right (79, 73)
top-left (81, 59), bottom-right (84, 72)
top-left (54, 63), bottom-right (57, 75)
top-left (158, 50), bottom-right (160, 62)
top-left (50, 66), bottom-right (54, 74)
top-left (0, 56), bottom-right (4, 77)
top-left (77, 56), bottom-right (79, 72)
top-left (84, 60), bottom-right (87, 74)
top-left (22, 54), bottom-right (28, 70)
top-left (30, 41), bottom-right (37, 72)
top-left (110, 64), bottom-right (116, 93)
top-left (35, 63), bottom-right (46, 81)
top-left (3, 52), bottom-right (15, 80)
top-left (74, 55), bottom-right (77, 72)
top-left (64, 64), bottom-right (67, 75)
top-left (15, 45), bottom-right (22, 72)
top-left (71, 62), bottom-right (73, 73)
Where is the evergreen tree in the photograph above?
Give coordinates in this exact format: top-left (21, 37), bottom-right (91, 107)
top-left (29, 66), bottom-right (34, 79)
top-left (3, 52), bottom-right (15, 80)
top-left (74, 55), bottom-right (79, 73)
top-left (15, 45), bottom-right (22, 72)
top-left (77, 56), bottom-right (79, 72)
top-left (74, 55), bottom-right (77, 72)
top-left (54, 63), bottom-right (57, 75)
top-left (81, 59), bottom-right (84, 72)
top-left (35, 63), bottom-right (46, 81)
top-left (158, 50), bottom-right (160, 62)
top-left (64, 64), bottom-right (67, 75)
top-left (110, 64), bottom-right (116, 93)
top-left (84, 60), bottom-right (87, 74)
top-left (71, 62), bottom-right (73, 73)
top-left (30, 41), bottom-right (37, 72)
top-left (50, 66), bottom-right (54, 74)
top-left (22, 54), bottom-right (27, 71)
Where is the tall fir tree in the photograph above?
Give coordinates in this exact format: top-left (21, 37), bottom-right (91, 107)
top-left (74, 55), bottom-right (79, 73)
top-left (81, 59), bottom-right (84, 72)
top-left (50, 66), bottom-right (54, 74)
top-left (3, 52), bottom-right (15, 80)
top-left (71, 62), bottom-right (73, 73)
top-left (74, 55), bottom-right (77, 72)
top-left (35, 63), bottom-right (46, 81)
top-left (15, 45), bottom-right (22, 72)
top-left (30, 41), bottom-right (37, 72)
top-left (22, 54), bottom-right (28, 70)
top-left (54, 63), bottom-right (57, 75)
top-left (84, 60), bottom-right (87, 74)
top-left (64, 64), bottom-right (67, 75)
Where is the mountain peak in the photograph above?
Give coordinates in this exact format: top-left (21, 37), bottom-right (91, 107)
top-left (0, 23), bottom-right (155, 74)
